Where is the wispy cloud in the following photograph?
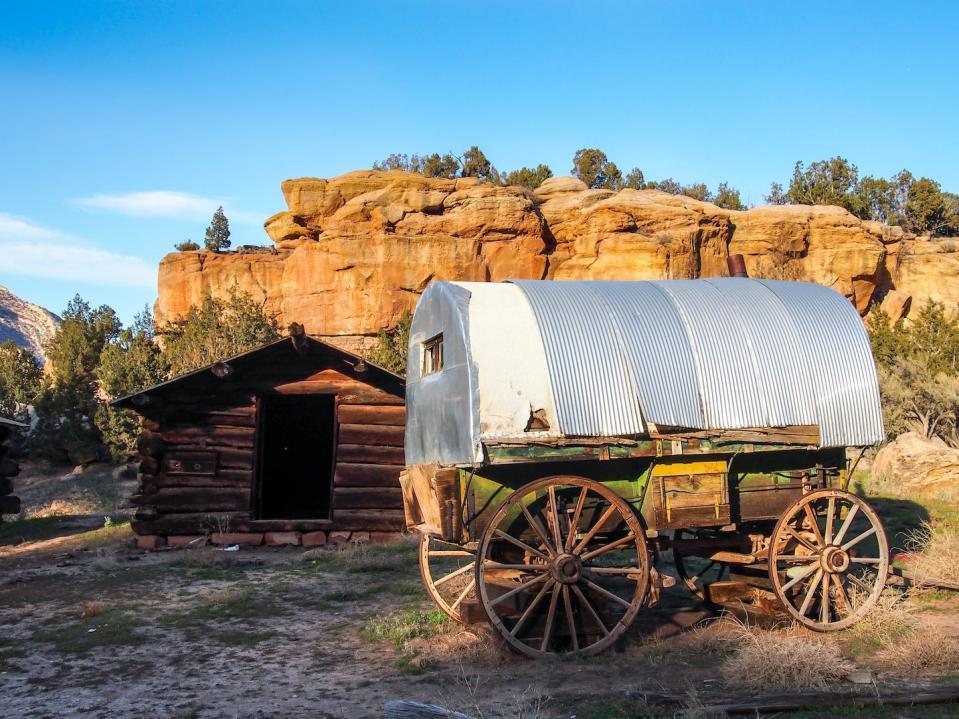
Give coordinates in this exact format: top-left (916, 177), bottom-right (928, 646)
top-left (0, 212), bottom-right (73, 241)
top-left (74, 190), bottom-right (262, 223)
top-left (0, 212), bottom-right (155, 288)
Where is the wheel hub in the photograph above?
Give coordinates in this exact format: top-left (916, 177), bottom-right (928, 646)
top-left (552, 552), bottom-right (583, 584)
top-left (820, 545), bottom-right (850, 574)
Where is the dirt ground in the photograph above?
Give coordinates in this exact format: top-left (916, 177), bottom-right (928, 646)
top-left (2, 464), bottom-right (959, 719)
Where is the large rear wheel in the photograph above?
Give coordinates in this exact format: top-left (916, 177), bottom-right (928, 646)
top-left (475, 476), bottom-right (650, 657)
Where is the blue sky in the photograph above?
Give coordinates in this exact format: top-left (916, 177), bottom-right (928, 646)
top-left (1, 1), bottom-right (957, 323)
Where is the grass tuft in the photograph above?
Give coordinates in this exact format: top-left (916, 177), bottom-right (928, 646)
top-left (905, 521), bottom-right (959, 588)
top-left (719, 617), bottom-right (853, 692)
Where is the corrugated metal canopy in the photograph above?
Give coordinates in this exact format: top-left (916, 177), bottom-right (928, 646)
top-left (510, 278), bottom-right (883, 447)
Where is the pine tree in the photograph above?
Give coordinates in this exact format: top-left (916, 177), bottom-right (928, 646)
top-left (204, 206), bottom-right (231, 252)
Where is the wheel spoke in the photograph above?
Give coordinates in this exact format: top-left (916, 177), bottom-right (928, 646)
top-left (832, 504), bottom-right (860, 546)
top-left (510, 578), bottom-right (554, 638)
top-left (846, 572), bottom-right (872, 593)
top-left (580, 532), bottom-right (636, 562)
top-left (561, 585), bottom-right (578, 651)
top-left (824, 497), bottom-right (836, 545)
top-left (783, 524), bottom-right (820, 553)
top-left (583, 578), bottom-right (633, 610)
top-left (799, 568), bottom-right (824, 616)
top-left (776, 555), bottom-right (819, 562)
top-left (541, 583), bottom-right (561, 652)
top-left (520, 504), bottom-right (556, 556)
top-left (587, 566), bottom-right (644, 578)
top-left (820, 572), bottom-right (830, 625)
top-left (565, 487), bottom-right (588, 551)
top-left (781, 563), bottom-right (818, 593)
top-left (850, 557), bottom-right (882, 565)
top-left (547, 486), bottom-right (563, 550)
top-left (803, 503), bottom-right (826, 546)
top-left (841, 526), bottom-right (877, 551)
top-left (433, 562), bottom-right (474, 588)
top-left (689, 560), bottom-right (717, 587)
top-left (493, 528), bottom-right (549, 561)
top-left (428, 550), bottom-right (474, 558)
top-left (831, 573), bottom-right (851, 615)
top-left (572, 504), bottom-right (620, 555)
top-left (571, 584), bottom-right (609, 637)
top-left (481, 562), bottom-right (549, 572)
top-left (488, 573), bottom-right (549, 608)
top-left (451, 579), bottom-right (475, 611)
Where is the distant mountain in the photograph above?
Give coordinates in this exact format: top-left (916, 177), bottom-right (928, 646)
top-left (0, 285), bottom-right (60, 361)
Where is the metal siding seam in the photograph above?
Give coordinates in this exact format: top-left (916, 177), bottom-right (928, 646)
top-left (703, 278), bottom-right (817, 427)
top-left (589, 281), bottom-right (704, 429)
top-left (758, 280), bottom-right (884, 446)
top-left (652, 280), bottom-right (767, 428)
top-left (512, 281), bottom-right (644, 437)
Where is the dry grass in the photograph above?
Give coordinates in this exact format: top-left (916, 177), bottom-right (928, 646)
top-left (877, 629), bottom-right (959, 674)
top-left (848, 589), bottom-right (916, 648)
top-left (718, 617), bottom-right (853, 692)
top-left (77, 600), bottom-right (108, 619)
top-left (906, 521), bottom-right (959, 588)
top-left (23, 497), bottom-right (102, 519)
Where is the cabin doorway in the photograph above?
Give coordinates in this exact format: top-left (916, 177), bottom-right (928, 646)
top-left (256, 394), bottom-right (336, 519)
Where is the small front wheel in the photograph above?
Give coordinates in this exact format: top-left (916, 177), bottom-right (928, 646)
top-left (419, 533), bottom-right (476, 624)
top-left (475, 475), bottom-right (650, 657)
top-left (769, 489), bottom-right (889, 631)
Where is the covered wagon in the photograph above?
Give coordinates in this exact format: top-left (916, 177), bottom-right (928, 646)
top-left (400, 277), bottom-right (889, 657)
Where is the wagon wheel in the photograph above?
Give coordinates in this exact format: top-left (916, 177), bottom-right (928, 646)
top-left (419, 534), bottom-right (476, 624)
top-left (475, 476), bottom-right (650, 658)
top-left (672, 528), bottom-right (732, 603)
top-left (769, 489), bottom-right (889, 631)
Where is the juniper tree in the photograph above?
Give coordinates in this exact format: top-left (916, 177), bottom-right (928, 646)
top-left (204, 206), bottom-right (231, 252)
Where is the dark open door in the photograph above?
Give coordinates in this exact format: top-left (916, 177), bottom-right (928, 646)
top-left (255, 394), bottom-right (336, 519)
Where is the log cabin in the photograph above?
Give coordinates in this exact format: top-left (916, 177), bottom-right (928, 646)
top-left (113, 326), bottom-right (406, 549)
top-left (0, 416), bottom-right (24, 519)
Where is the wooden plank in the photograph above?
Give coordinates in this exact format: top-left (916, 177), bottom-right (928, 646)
top-left (0, 476), bottom-right (15, 496)
top-left (333, 509), bottom-right (406, 531)
top-left (337, 444), bottom-right (405, 465)
top-left (161, 425), bottom-right (255, 448)
top-left (0, 458), bottom-right (20, 478)
top-left (336, 405), bottom-right (405, 426)
top-left (269, 380), bottom-right (403, 405)
top-left (334, 463), bottom-right (402, 488)
top-left (338, 423), bottom-right (405, 447)
top-left (133, 487), bottom-right (251, 513)
top-left (332, 487), bottom-right (404, 510)
top-left (146, 471), bottom-right (253, 490)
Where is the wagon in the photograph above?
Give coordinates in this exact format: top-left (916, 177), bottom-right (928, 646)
top-left (399, 276), bottom-right (889, 657)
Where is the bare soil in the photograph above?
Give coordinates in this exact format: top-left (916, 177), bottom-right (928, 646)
top-left (1, 464), bottom-right (958, 718)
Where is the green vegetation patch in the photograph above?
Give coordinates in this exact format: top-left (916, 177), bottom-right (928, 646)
top-left (34, 610), bottom-right (146, 655)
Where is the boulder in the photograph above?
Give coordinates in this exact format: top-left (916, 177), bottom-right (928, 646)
top-left (872, 432), bottom-right (959, 495)
top-left (880, 290), bottom-right (913, 323)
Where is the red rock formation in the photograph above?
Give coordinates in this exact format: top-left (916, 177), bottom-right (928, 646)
top-left (156, 170), bottom-right (952, 351)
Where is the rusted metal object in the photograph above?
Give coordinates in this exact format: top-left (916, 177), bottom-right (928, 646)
top-left (727, 253), bottom-right (748, 277)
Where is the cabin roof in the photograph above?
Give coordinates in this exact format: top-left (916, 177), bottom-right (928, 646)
top-left (112, 335), bottom-right (404, 410)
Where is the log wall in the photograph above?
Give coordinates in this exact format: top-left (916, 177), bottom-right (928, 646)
top-left (130, 357), bottom-right (406, 543)
top-left (0, 425), bottom-right (21, 517)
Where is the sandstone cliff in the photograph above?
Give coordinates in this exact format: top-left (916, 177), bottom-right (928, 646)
top-left (0, 285), bottom-right (60, 361)
top-left (155, 170), bottom-right (956, 351)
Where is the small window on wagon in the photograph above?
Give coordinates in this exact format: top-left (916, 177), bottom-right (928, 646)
top-left (422, 334), bottom-right (444, 376)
